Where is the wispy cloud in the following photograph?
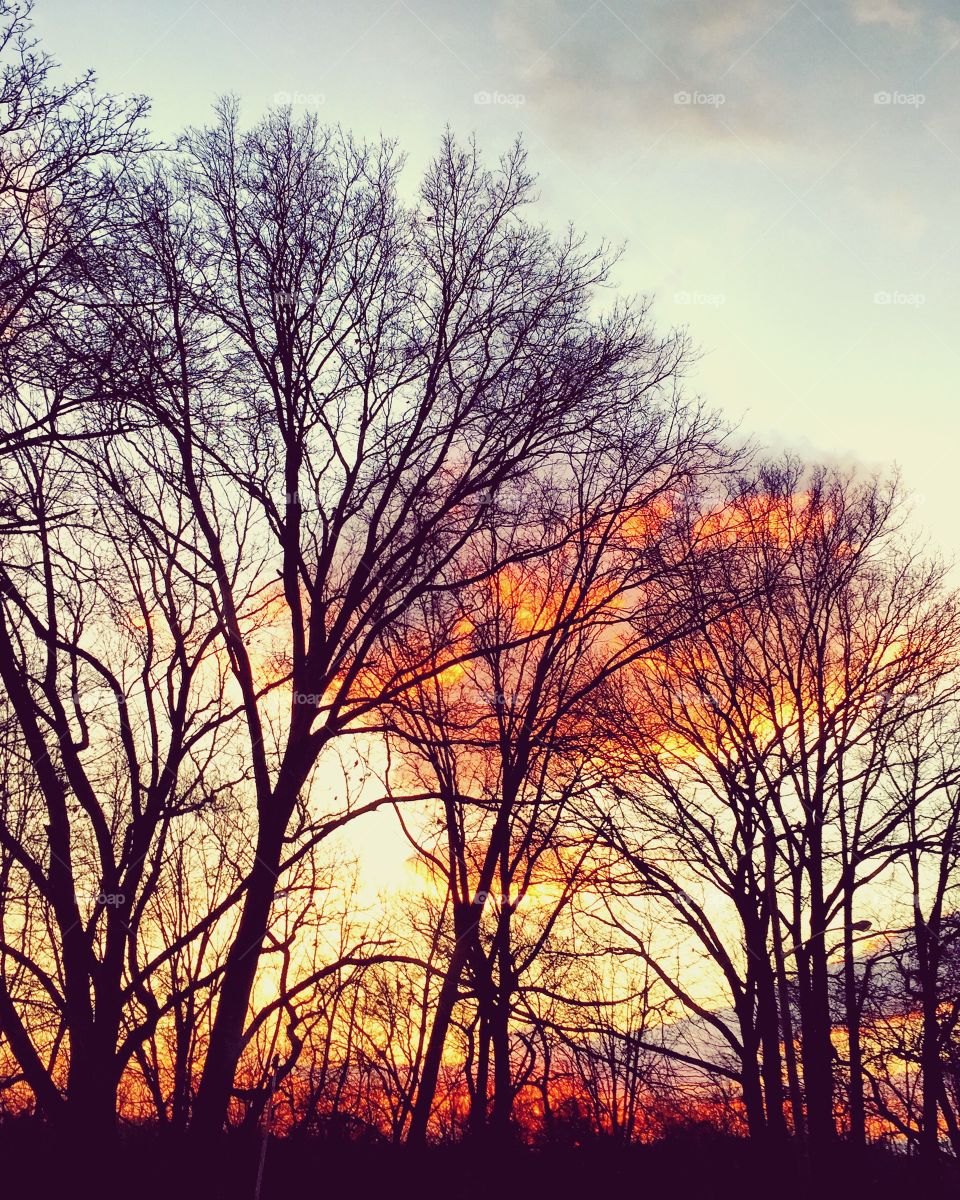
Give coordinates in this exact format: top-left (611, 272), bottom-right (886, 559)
top-left (851, 0), bottom-right (920, 31)
top-left (493, 0), bottom-right (956, 159)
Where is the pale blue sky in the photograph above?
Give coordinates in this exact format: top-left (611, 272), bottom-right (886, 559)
top-left (32, 0), bottom-right (960, 556)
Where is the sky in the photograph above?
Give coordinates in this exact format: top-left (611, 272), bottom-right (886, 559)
top-left (15, 0), bottom-right (954, 1013)
top-left (31, 0), bottom-right (959, 560)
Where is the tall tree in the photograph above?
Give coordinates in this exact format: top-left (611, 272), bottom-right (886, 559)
top-left (601, 461), bottom-right (960, 1148)
top-left (377, 424), bottom-right (725, 1143)
top-left (93, 105), bottom-right (698, 1133)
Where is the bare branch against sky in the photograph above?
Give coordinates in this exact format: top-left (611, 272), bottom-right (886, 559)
top-left (1, 3), bottom-right (959, 1196)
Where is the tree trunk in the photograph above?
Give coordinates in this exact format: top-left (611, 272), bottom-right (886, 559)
top-left (407, 926), bottom-right (473, 1144)
top-left (798, 940), bottom-right (835, 1146)
top-left (735, 999), bottom-right (767, 1139)
top-left (917, 917), bottom-right (942, 1161)
top-left (409, 787), bottom-right (517, 1144)
top-left (756, 957), bottom-right (788, 1139)
top-left (489, 901), bottom-right (514, 1140)
top-left (771, 907), bottom-right (805, 1138)
top-left (468, 1011), bottom-right (491, 1136)
top-left (191, 813), bottom-right (287, 1135)
top-left (841, 906), bottom-right (866, 1147)
top-left (489, 995), bottom-right (513, 1138)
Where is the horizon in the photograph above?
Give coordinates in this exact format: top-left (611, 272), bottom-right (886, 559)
top-left (1, 2), bottom-right (959, 1191)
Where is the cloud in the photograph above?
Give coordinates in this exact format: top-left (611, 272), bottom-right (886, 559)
top-left (493, 0), bottom-right (802, 153)
top-left (840, 181), bottom-right (928, 240)
top-left (850, 0), bottom-right (920, 30)
top-left (493, 0), bottom-right (957, 158)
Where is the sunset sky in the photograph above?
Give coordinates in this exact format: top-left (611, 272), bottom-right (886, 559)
top-left (27, 0), bottom-right (959, 909)
top-left (4, 5), bottom-right (959, 1161)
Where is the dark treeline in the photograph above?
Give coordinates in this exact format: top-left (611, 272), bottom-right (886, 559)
top-left (1, 4), bottom-right (959, 1191)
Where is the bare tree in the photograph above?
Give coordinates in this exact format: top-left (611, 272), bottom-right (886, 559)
top-left (76, 100), bottom-right (701, 1135)
top-left (883, 706), bottom-right (960, 1159)
top-left (0, 0), bottom-right (147, 493)
top-left (600, 461), bottom-right (960, 1148)
top-left (372, 408), bottom-right (725, 1142)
